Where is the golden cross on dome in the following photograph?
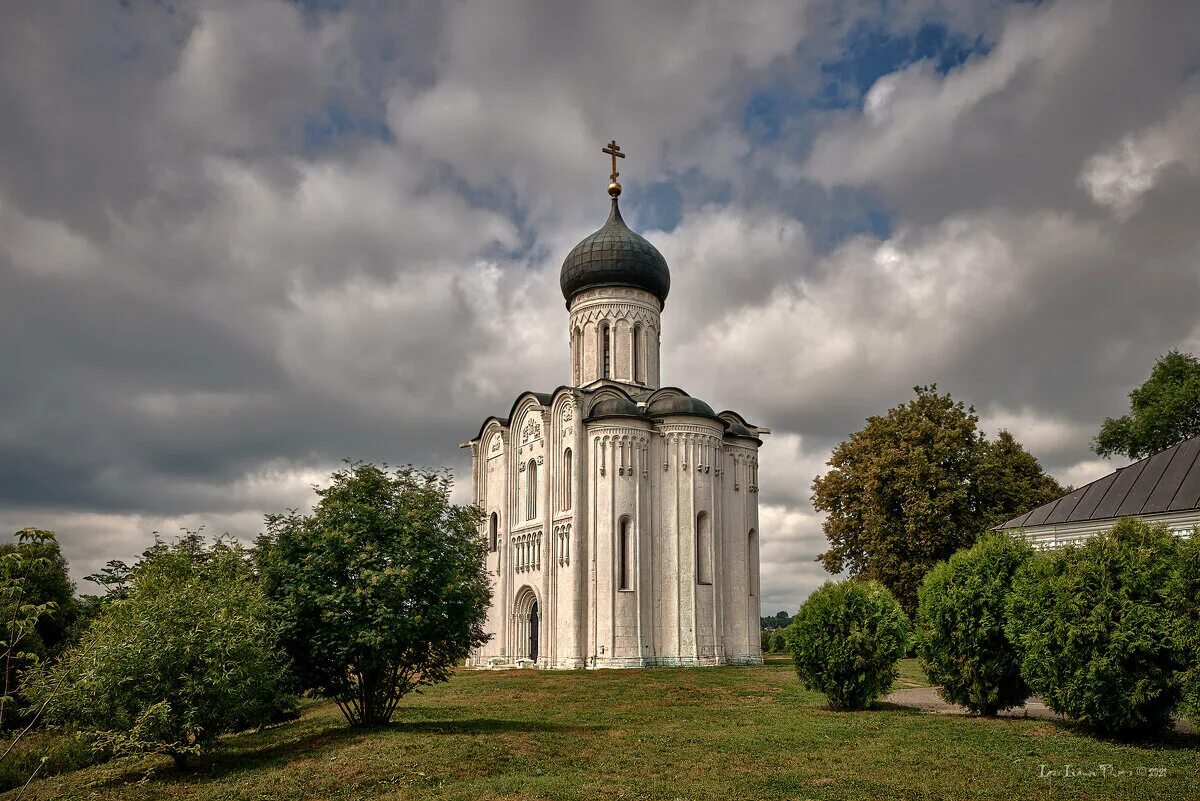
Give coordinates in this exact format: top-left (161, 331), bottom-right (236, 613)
top-left (602, 139), bottom-right (625, 197)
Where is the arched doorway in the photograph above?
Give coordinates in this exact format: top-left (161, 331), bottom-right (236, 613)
top-left (529, 599), bottom-right (540, 662)
top-left (513, 586), bottom-right (541, 665)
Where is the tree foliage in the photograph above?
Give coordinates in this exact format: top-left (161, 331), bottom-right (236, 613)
top-left (258, 462), bottom-right (491, 727)
top-left (785, 580), bottom-right (909, 710)
top-left (1005, 519), bottom-right (1189, 739)
top-left (1094, 350), bottom-right (1200, 459)
top-left (0, 529), bottom-right (75, 731)
top-left (915, 532), bottom-right (1033, 715)
top-left (30, 535), bottom-right (296, 767)
top-left (1167, 532), bottom-right (1200, 727)
top-left (813, 385), bottom-right (1064, 614)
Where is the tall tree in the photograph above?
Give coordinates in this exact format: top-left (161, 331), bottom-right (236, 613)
top-left (812, 385), bottom-right (1065, 614)
top-left (1094, 349), bottom-right (1200, 460)
top-left (0, 530), bottom-right (76, 664)
top-left (976, 431), bottom-right (1065, 528)
top-left (258, 462), bottom-right (491, 727)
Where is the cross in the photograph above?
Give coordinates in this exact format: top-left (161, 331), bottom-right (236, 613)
top-left (602, 139), bottom-right (625, 183)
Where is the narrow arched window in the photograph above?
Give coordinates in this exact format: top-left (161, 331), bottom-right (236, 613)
top-left (696, 512), bottom-right (712, 585)
top-left (601, 324), bottom-right (611, 379)
top-left (619, 517), bottom-right (632, 590)
top-left (748, 529), bottom-right (758, 596)
top-left (490, 512), bottom-right (499, 552)
top-left (572, 327), bottom-right (582, 384)
top-left (562, 449), bottom-right (573, 510)
top-left (631, 325), bottom-right (641, 382)
top-left (526, 460), bottom-right (538, 520)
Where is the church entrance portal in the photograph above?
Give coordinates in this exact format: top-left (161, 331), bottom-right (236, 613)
top-left (529, 600), bottom-right (539, 662)
top-left (513, 586), bottom-right (540, 665)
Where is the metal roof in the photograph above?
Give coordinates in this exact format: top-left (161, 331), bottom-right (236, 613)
top-left (996, 435), bottom-right (1200, 530)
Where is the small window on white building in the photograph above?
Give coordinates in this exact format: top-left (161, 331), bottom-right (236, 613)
top-left (526, 460), bottom-right (538, 520)
top-left (697, 512), bottom-right (712, 585)
top-left (748, 528), bottom-right (758, 596)
top-left (619, 517), bottom-right (633, 590)
top-left (601, 323), bottom-right (611, 379)
top-left (632, 325), bottom-right (641, 382)
top-left (562, 449), bottom-right (572, 510)
top-left (490, 512), bottom-right (499, 552)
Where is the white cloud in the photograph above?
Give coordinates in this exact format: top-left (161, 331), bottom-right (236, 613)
top-left (1080, 92), bottom-right (1200, 217)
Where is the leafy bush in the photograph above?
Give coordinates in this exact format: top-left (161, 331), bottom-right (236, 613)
top-left (1167, 531), bottom-right (1200, 726)
top-left (760, 628), bottom-right (771, 654)
top-left (30, 536), bottom-right (296, 767)
top-left (1006, 518), bottom-right (1188, 738)
top-left (770, 630), bottom-right (787, 653)
top-left (0, 727), bottom-right (101, 792)
top-left (258, 463), bottom-right (492, 726)
top-left (916, 532), bottom-right (1033, 715)
top-left (786, 580), bottom-right (910, 710)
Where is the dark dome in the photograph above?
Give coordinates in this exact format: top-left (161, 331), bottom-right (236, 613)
top-left (723, 419), bottom-right (759, 440)
top-left (646, 394), bottom-right (720, 421)
top-left (560, 199), bottom-right (670, 305)
top-left (587, 396), bottom-right (645, 421)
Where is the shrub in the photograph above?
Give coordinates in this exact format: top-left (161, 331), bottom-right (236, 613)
top-left (29, 535), bottom-right (296, 767)
top-left (915, 532), bottom-right (1033, 715)
top-left (1006, 518), bottom-right (1187, 738)
top-left (1167, 531), bottom-right (1200, 726)
top-left (0, 727), bottom-right (101, 792)
top-left (786, 580), bottom-right (910, 710)
top-left (760, 628), bottom-right (771, 654)
top-left (770, 630), bottom-right (787, 653)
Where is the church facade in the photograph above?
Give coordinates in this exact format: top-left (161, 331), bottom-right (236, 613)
top-left (465, 144), bottom-right (767, 669)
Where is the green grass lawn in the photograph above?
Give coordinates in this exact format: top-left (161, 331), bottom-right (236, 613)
top-left (11, 659), bottom-right (1197, 801)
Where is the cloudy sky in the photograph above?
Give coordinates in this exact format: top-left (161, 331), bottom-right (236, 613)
top-left (2, 0), bottom-right (1199, 612)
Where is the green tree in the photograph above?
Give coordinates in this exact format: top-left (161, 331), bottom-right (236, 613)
top-left (813, 385), bottom-right (1064, 614)
top-left (0, 529), bottom-right (81, 737)
top-left (1006, 519), bottom-right (1188, 739)
top-left (30, 535), bottom-right (296, 767)
top-left (785, 580), bottom-right (909, 710)
top-left (915, 532), bottom-right (1033, 715)
top-left (1094, 350), bottom-right (1200, 459)
top-left (258, 462), bottom-right (491, 727)
top-left (1167, 531), bottom-right (1200, 727)
top-left (0, 530), bottom-right (76, 664)
top-left (0, 530), bottom-right (68, 733)
top-left (976, 432), bottom-right (1065, 528)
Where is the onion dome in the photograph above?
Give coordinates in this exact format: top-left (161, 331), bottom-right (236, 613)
top-left (560, 199), bottom-right (671, 305)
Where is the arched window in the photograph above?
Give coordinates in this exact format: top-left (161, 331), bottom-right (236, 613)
top-left (601, 322), bottom-right (611, 379)
top-left (562, 449), bottom-right (573, 510)
top-left (748, 529), bottom-right (758, 596)
top-left (572, 327), bottom-right (582, 384)
top-left (696, 512), bottom-right (712, 585)
top-left (490, 512), bottom-right (499, 552)
top-left (632, 325), bottom-right (641, 383)
top-left (619, 517), bottom-right (632, 590)
top-left (526, 460), bottom-right (538, 520)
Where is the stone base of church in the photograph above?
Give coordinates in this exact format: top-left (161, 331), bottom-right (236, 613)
top-left (466, 653), bottom-right (764, 670)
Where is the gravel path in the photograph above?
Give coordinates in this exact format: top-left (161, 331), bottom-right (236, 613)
top-left (886, 687), bottom-right (1196, 734)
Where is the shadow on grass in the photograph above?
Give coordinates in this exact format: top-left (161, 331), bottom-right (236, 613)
top-left (85, 717), bottom-right (607, 792)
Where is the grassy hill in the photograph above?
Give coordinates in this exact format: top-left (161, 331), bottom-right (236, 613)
top-left (11, 657), bottom-right (1196, 800)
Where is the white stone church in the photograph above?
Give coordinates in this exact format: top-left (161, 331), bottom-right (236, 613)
top-left (465, 144), bottom-right (767, 669)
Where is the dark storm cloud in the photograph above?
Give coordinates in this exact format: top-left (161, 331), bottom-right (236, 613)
top-left (2, 0), bottom-right (1199, 611)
